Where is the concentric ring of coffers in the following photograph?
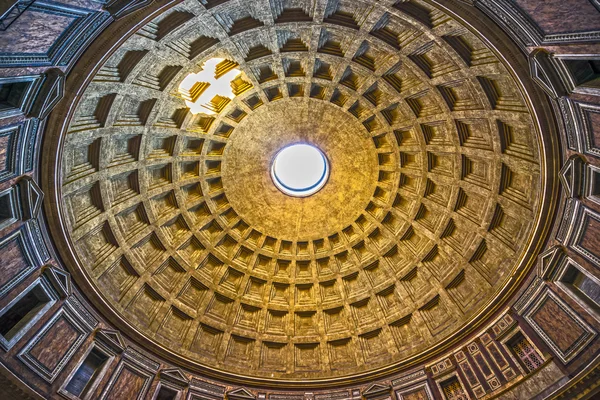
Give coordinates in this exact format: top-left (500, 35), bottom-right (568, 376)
top-left (59, 0), bottom-right (542, 380)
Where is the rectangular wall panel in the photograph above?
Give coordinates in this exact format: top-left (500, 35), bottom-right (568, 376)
top-left (0, 228), bottom-right (37, 298)
top-left (523, 288), bottom-right (597, 364)
top-left (17, 301), bottom-right (94, 382)
top-left (569, 206), bottom-right (600, 267)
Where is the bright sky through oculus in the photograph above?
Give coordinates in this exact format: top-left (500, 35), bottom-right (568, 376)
top-left (271, 144), bottom-right (329, 197)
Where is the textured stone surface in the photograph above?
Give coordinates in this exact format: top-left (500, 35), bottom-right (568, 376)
top-left (0, 11), bottom-right (74, 54)
top-left (26, 315), bottom-right (81, 372)
top-left (496, 360), bottom-right (564, 400)
top-left (531, 296), bottom-right (586, 353)
top-left (222, 98), bottom-right (378, 239)
top-left (0, 234), bottom-right (30, 289)
top-left (514, 0), bottom-right (600, 34)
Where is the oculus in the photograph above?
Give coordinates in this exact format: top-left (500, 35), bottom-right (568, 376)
top-left (271, 143), bottom-right (329, 197)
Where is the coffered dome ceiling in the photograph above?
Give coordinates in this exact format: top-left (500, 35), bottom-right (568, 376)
top-left (55, 0), bottom-right (547, 383)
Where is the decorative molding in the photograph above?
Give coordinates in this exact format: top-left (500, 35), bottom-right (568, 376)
top-left (314, 390), bottom-right (355, 400)
top-left (54, 11), bottom-right (113, 67)
top-left (394, 381), bottom-right (434, 400)
top-left (391, 368), bottom-right (427, 388)
top-left (23, 218), bottom-right (50, 264)
top-left (0, 118), bottom-right (40, 181)
top-left (266, 394), bottom-right (305, 400)
top-left (105, 0), bottom-right (154, 19)
top-left (513, 277), bottom-right (546, 314)
top-left (22, 118), bottom-right (41, 173)
top-left (556, 198), bottom-right (579, 244)
top-left (429, 357), bottom-right (455, 378)
top-left (475, 0), bottom-right (542, 48)
top-left (123, 346), bottom-right (160, 373)
top-left (543, 31), bottom-right (600, 44)
top-left (65, 295), bottom-right (98, 330)
top-left (558, 97), bottom-right (580, 152)
top-left (189, 378), bottom-right (226, 399)
top-left (96, 328), bottom-right (126, 354)
top-left (18, 176), bottom-right (44, 221)
top-left (537, 246), bottom-right (567, 281)
top-left (0, 123), bottom-right (25, 183)
top-left (42, 265), bottom-right (72, 298)
top-left (159, 367), bottom-right (189, 388)
top-left (227, 387), bottom-right (256, 400)
top-left (559, 155), bottom-right (585, 199)
top-left (28, 68), bottom-right (65, 120)
top-left (529, 50), bottom-right (567, 99)
top-left (491, 313), bottom-right (518, 339)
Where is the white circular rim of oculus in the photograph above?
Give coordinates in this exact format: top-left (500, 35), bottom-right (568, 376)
top-left (271, 143), bottom-right (329, 197)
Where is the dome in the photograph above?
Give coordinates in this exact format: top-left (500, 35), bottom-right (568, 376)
top-left (55, 0), bottom-right (546, 383)
top-left (1, 0), bottom-right (599, 398)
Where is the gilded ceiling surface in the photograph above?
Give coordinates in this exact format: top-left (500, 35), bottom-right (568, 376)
top-left (58, 0), bottom-right (543, 381)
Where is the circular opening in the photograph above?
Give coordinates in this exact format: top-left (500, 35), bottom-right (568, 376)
top-left (271, 144), bottom-right (329, 197)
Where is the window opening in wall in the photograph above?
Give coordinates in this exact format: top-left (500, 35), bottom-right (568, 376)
top-left (507, 332), bottom-right (544, 373)
top-left (440, 377), bottom-right (467, 400)
top-left (63, 347), bottom-right (109, 399)
top-left (0, 188), bottom-right (18, 230)
top-left (561, 264), bottom-right (600, 314)
top-left (0, 81), bottom-right (29, 113)
top-left (564, 59), bottom-right (600, 89)
top-left (0, 282), bottom-right (54, 348)
top-left (65, 347), bottom-right (109, 399)
top-left (588, 166), bottom-right (600, 202)
top-left (155, 385), bottom-right (178, 400)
